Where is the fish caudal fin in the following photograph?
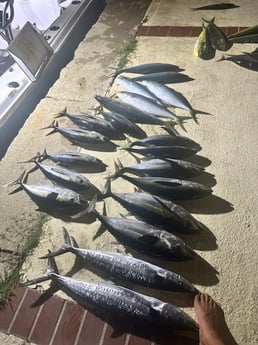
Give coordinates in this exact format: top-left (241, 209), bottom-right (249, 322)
top-left (39, 227), bottom-right (72, 259)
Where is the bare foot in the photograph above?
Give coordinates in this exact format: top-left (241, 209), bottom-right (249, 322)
top-left (194, 293), bottom-right (238, 345)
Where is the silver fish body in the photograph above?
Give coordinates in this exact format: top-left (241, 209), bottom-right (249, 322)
top-left (103, 181), bottom-right (206, 233)
top-left (119, 175), bottom-right (212, 200)
top-left (44, 228), bottom-right (197, 292)
top-left (35, 161), bottom-right (97, 192)
top-left (129, 134), bottom-right (201, 150)
top-left (95, 95), bottom-right (167, 125)
top-left (95, 213), bottom-right (194, 260)
top-left (47, 122), bottom-right (108, 145)
top-left (56, 111), bottom-right (118, 138)
top-left (114, 62), bottom-right (184, 76)
top-left (116, 76), bottom-right (163, 105)
top-left (140, 80), bottom-right (195, 116)
top-left (19, 182), bottom-right (87, 211)
top-left (50, 273), bottom-right (198, 330)
top-left (117, 158), bottom-right (204, 178)
top-left (132, 72), bottom-right (194, 84)
top-left (123, 145), bottom-right (199, 159)
top-left (41, 150), bottom-right (107, 171)
top-left (116, 91), bottom-right (181, 123)
top-left (100, 110), bottom-right (146, 138)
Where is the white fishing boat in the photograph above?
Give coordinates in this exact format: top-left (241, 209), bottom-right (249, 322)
top-left (0, 0), bottom-right (105, 158)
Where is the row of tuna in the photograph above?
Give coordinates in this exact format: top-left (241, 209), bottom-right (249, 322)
top-left (5, 62), bottom-right (214, 334)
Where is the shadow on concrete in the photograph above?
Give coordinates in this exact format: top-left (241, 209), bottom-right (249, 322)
top-left (177, 194), bottom-right (234, 214)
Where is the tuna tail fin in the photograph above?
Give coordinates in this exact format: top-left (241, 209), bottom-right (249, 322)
top-left (163, 121), bottom-right (181, 135)
top-left (190, 108), bottom-right (212, 124)
top-left (39, 227), bottom-right (72, 259)
top-left (54, 107), bottom-right (68, 118)
top-left (21, 251), bottom-right (59, 287)
top-left (40, 120), bottom-right (58, 136)
top-left (4, 170), bottom-right (29, 194)
top-left (102, 178), bottom-right (112, 198)
top-left (25, 254), bottom-right (60, 308)
top-left (109, 159), bottom-right (123, 179)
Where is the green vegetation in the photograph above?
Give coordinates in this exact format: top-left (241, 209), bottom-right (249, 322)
top-left (0, 212), bottom-right (48, 306)
top-left (116, 37), bottom-right (138, 71)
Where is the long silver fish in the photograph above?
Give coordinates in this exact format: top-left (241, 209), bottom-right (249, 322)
top-left (116, 76), bottom-right (163, 105)
top-left (139, 80), bottom-right (202, 123)
top-left (132, 72), bottom-right (194, 84)
top-left (112, 158), bottom-right (204, 179)
top-left (103, 179), bottom-right (207, 233)
top-left (25, 159), bottom-right (101, 194)
top-left (128, 134), bottom-right (201, 150)
top-left (22, 257), bottom-right (198, 331)
top-left (116, 92), bottom-right (185, 131)
top-left (217, 53), bottom-right (258, 72)
top-left (95, 95), bottom-right (179, 131)
top-left (122, 145), bottom-right (199, 159)
top-left (117, 175), bottom-right (212, 200)
top-left (55, 108), bottom-right (120, 139)
top-left (87, 199), bottom-right (194, 260)
top-left (99, 110), bottom-right (147, 139)
top-left (31, 149), bottom-right (107, 173)
top-left (41, 121), bottom-right (113, 147)
top-left (112, 62), bottom-right (184, 76)
top-left (41, 227), bottom-right (198, 292)
top-left (5, 171), bottom-right (89, 213)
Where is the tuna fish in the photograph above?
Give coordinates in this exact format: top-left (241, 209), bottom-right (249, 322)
top-left (5, 171), bottom-right (89, 213)
top-left (87, 199), bottom-right (194, 260)
top-left (95, 95), bottom-right (179, 131)
top-left (41, 121), bottom-right (116, 149)
top-left (128, 134), bottom-right (201, 150)
top-left (23, 159), bottom-right (101, 195)
top-left (99, 110), bottom-right (147, 139)
top-left (116, 76), bottom-right (163, 105)
top-left (116, 91), bottom-right (184, 126)
top-left (41, 227), bottom-right (198, 292)
top-left (139, 80), bottom-right (207, 123)
top-left (28, 149), bottom-right (107, 173)
top-left (217, 53), bottom-right (258, 72)
top-left (55, 108), bottom-right (120, 139)
top-left (102, 179), bottom-right (207, 233)
top-left (121, 145), bottom-right (199, 159)
top-left (112, 158), bottom-right (204, 179)
top-left (132, 72), bottom-right (194, 84)
top-left (22, 256), bottom-right (198, 331)
top-left (117, 175), bottom-right (212, 200)
top-left (112, 62), bottom-right (184, 76)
